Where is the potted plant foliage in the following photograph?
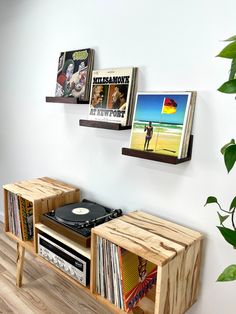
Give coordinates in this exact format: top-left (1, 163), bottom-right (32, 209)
top-left (205, 35), bottom-right (236, 281)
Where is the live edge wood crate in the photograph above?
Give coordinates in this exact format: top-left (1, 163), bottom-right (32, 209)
top-left (4, 177), bottom-right (80, 250)
top-left (3, 177), bottom-right (80, 286)
top-left (91, 211), bottom-right (203, 314)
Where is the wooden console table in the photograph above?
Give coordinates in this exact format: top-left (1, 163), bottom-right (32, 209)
top-left (3, 177), bottom-right (203, 314)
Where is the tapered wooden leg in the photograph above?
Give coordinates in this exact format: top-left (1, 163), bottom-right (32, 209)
top-left (16, 243), bottom-right (25, 287)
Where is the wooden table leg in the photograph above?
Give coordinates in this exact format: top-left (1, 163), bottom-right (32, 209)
top-left (16, 243), bottom-right (25, 287)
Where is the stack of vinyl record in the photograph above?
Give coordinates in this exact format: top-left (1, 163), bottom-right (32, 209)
top-left (7, 192), bottom-right (33, 241)
top-left (129, 91), bottom-right (197, 159)
top-left (96, 236), bottom-right (157, 312)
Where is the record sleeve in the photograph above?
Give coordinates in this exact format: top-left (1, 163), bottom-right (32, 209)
top-left (87, 67), bottom-right (137, 126)
top-left (55, 48), bottom-right (94, 101)
top-left (119, 248), bottom-right (157, 311)
top-left (129, 91), bottom-right (196, 158)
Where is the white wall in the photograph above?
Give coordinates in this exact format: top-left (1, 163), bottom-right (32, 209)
top-left (0, 0), bottom-right (235, 313)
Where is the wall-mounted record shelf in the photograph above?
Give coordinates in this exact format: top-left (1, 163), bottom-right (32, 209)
top-left (122, 135), bottom-right (193, 164)
top-left (46, 96), bottom-right (88, 104)
top-left (79, 119), bottom-right (131, 130)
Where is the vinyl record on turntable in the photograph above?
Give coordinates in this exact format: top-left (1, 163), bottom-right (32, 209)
top-left (54, 202), bottom-right (107, 225)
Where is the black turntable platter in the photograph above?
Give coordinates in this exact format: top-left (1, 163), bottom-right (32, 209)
top-left (41, 199), bottom-right (123, 247)
top-left (54, 202), bottom-right (107, 225)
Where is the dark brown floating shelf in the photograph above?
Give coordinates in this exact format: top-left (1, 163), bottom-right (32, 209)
top-left (79, 119), bottom-right (131, 130)
top-left (46, 96), bottom-right (88, 104)
top-left (122, 135), bottom-right (193, 164)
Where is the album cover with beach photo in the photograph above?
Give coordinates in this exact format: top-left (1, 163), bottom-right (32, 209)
top-left (129, 92), bottom-right (196, 159)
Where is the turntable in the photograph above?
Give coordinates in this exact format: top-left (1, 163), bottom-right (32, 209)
top-left (41, 199), bottom-right (122, 247)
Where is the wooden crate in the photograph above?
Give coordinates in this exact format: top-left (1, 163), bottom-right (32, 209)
top-left (3, 177), bottom-right (80, 253)
top-left (91, 211), bottom-right (203, 314)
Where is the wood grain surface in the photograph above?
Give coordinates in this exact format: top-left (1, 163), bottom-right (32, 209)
top-left (0, 223), bottom-right (111, 314)
top-left (3, 177), bottom-right (80, 202)
top-left (4, 177), bottom-right (80, 254)
top-left (92, 211), bottom-right (203, 314)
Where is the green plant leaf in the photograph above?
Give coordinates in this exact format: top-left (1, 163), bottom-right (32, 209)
top-left (229, 58), bottom-right (236, 80)
top-left (217, 212), bottom-right (229, 225)
top-left (217, 41), bottom-right (236, 59)
top-left (218, 79), bottom-right (236, 93)
top-left (217, 265), bottom-right (236, 281)
top-left (204, 196), bottom-right (218, 206)
top-left (224, 35), bottom-right (236, 42)
top-left (224, 144), bottom-right (236, 172)
top-left (217, 226), bottom-right (236, 248)
top-left (230, 196), bottom-right (236, 210)
top-left (221, 139), bottom-right (235, 155)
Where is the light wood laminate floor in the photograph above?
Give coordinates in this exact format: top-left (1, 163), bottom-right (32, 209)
top-left (0, 223), bottom-right (112, 314)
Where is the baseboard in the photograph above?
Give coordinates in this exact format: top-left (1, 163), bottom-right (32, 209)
top-left (0, 212), bottom-right (4, 223)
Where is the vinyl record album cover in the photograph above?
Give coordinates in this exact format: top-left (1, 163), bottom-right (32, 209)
top-left (129, 92), bottom-right (196, 158)
top-left (119, 248), bottom-right (157, 311)
top-left (88, 67), bottom-right (137, 126)
top-left (55, 48), bottom-right (94, 100)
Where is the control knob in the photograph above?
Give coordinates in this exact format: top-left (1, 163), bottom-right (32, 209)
top-left (58, 261), bottom-right (63, 268)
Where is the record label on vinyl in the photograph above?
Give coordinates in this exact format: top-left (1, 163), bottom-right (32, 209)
top-left (72, 208), bottom-right (90, 215)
